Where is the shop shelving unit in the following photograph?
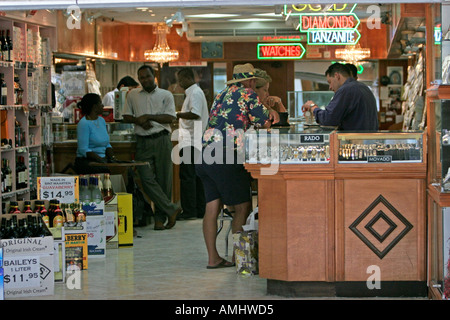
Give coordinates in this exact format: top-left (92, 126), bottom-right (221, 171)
top-left (0, 15), bottom-right (55, 213)
top-left (426, 2), bottom-right (450, 300)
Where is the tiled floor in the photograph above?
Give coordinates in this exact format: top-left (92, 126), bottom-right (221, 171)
top-left (12, 217), bottom-right (429, 301)
top-left (16, 218), bottom-right (287, 300)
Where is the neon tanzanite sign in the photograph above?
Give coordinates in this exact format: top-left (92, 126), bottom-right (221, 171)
top-left (257, 43), bottom-right (306, 60)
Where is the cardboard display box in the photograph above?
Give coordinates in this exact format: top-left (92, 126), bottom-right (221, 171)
top-left (1, 220), bottom-right (54, 298)
top-left (65, 233), bottom-right (88, 270)
top-left (83, 200), bottom-right (106, 258)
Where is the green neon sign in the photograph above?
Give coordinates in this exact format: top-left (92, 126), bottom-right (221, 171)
top-left (307, 28), bottom-right (361, 45)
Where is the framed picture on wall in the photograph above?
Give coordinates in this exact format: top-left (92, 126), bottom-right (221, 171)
top-left (387, 66), bottom-right (403, 85)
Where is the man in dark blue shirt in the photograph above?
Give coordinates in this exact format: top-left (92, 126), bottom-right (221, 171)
top-left (302, 63), bottom-right (379, 131)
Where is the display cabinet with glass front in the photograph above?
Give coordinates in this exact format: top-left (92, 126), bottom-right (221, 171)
top-left (245, 126), bottom-right (333, 164)
top-left (336, 132), bottom-right (424, 164)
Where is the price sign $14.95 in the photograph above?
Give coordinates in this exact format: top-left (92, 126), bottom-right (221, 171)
top-left (37, 176), bottom-right (79, 204)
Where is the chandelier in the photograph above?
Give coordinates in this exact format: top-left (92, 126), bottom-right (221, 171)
top-left (144, 23), bottom-right (179, 65)
top-left (335, 43), bottom-right (371, 66)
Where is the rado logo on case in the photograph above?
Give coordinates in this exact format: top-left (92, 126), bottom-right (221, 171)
top-left (300, 134), bottom-right (324, 143)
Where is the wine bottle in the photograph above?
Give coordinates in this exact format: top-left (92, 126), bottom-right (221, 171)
top-left (5, 29), bottom-right (12, 62)
top-left (0, 30), bottom-right (7, 62)
top-left (5, 159), bottom-right (12, 192)
top-left (0, 73), bottom-right (7, 105)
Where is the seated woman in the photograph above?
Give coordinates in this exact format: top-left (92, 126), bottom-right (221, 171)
top-left (254, 68), bottom-right (287, 113)
top-left (74, 93), bottom-right (117, 174)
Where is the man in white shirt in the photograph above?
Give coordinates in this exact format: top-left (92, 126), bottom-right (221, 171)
top-left (102, 76), bottom-right (139, 107)
top-left (176, 68), bottom-right (209, 220)
top-left (122, 66), bottom-right (181, 230)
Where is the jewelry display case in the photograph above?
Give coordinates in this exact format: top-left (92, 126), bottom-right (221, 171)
top-left (336, 131), bottom-right (424, 163)
top-left (245, 125), bottom-right (333, 164)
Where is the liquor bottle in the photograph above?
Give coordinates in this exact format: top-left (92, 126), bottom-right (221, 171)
top-left (96, 174), bottom-right (103, 196)
top-left (52, 200), bottom-right (64, 227)
top-left (76, 203), bottom-right (86, 223)
top-left (0, 73), bottom-right (7, 105)
top-left (102, 173), bottom-right (114, 198)
top-left (24, 200), bottom-right (33, 213)
top-left (5, 29), bottom-right (13, 62)
top-left (27, 214), bottom-right (37, 236)
top-left (1, 159), bottom-right (5, 192)
top-left (16, 156), bottom-right (23, 189)
top-left (19, 218), bottom-right (33, 238)
top-left (34, 200), bottom-right (42, 213)
top-left (40, 202), bottom-right (50, 228)
top-left (79, 176), bottom-right (91, 206)
top-left (65, 203), bottom-right (75, 223)
top-left (7, 215), bottom-right (20, 238)
top-left (35, 214), bottom-right (52, 237)
top-left (9, 201), bottom-right (21, 214)
top-left (4, 159), bottom-right (12, 192)
top-left (47, 199), bottom-right (55, 227)
top-left (0, 30), bottom-right (7, 61)
top-left (90, 175), bottom-right (102, 204)
top-left (0, 217), bottom-right (7, 239)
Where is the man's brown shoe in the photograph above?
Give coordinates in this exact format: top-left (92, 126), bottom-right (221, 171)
top-left (154, 221), bottom-right (165, 230)
top-left (165, 207), bottom-right (182, 229)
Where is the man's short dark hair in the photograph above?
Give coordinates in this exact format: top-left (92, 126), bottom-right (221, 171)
top-left (346, 64), bottom-right (358, 78)
top-left (138, 65), bottom-right (155, 76)
top-left (325, 62), bottom-right (351, 78)
top-left (177, 68), bottom-right (195, 81)
top-left (117, 76), bottom-right (139, 89)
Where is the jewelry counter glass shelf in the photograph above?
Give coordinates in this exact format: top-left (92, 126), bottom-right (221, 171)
top-left (337, 131), bottom-right (424, 164)
top-left (245, 123), bottom-right (333, 164)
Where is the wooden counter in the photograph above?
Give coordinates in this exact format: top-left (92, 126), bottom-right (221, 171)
top-left (52, 141), bottom-right (180, 203)
top-left (245, 131), bottom-right (428, 297)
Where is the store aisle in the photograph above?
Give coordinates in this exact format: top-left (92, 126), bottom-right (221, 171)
top-left (17, 218), bottom-right (286, 300)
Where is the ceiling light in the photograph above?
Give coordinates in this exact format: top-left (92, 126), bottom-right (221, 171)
top-left (144, 23), bottom-right (179, 66)
top-left (335, 43), bottom-right (371, 66)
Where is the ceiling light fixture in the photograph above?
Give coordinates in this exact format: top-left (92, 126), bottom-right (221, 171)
top-left (144, 23), bottom-right (179, 66)
top-left (335, 43), bottom-right (371, 66)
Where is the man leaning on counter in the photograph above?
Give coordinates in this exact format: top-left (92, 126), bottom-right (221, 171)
top-left (302, 62), bottom-right (379, 131)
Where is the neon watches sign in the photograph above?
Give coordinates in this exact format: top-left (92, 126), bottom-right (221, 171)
top-left (257, 43), bottom-right (306, 60)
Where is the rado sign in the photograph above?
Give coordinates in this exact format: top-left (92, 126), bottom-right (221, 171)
top-left (300, 134), bottom-right (324, 143)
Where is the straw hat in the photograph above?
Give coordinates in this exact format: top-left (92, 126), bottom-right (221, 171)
top-left (226, 63), bottom-right (261, 85)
